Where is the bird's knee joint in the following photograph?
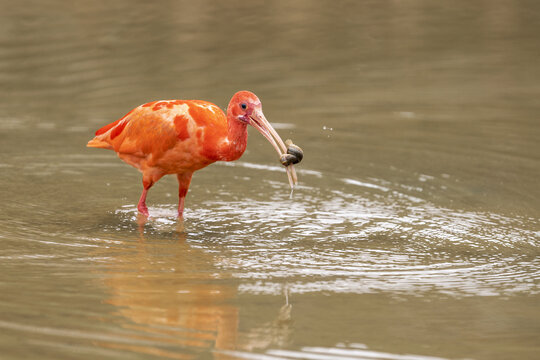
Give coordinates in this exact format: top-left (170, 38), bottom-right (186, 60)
top-left (179, 188), bottom-right (188, 198)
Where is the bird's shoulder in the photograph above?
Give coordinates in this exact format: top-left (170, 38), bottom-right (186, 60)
top-left (132, 99), bottom-right (227, 128)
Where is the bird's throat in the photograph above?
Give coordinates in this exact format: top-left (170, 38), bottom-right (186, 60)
top-left (220, 116), bottom-right (248, 161)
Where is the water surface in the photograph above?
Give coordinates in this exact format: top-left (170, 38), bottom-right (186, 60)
top-left (1, 1), bottom-right (539, 359)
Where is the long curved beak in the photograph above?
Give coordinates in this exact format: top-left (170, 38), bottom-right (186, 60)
top-left (249, 108), bottom-right (298, 188)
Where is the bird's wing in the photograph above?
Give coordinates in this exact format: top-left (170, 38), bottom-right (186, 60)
top-left (88, 100), bottom-right (229, 166)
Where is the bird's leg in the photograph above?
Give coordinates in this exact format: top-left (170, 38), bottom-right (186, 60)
top-left (177, 172), bottom-right (193, 218)
top-left (137, 177), bottom-right (154, 217)
top-left (137, 172), bottom-right (164, 216)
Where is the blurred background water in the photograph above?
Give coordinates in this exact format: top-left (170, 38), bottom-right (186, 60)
top-left (0, 1), bottom-right (539, 359)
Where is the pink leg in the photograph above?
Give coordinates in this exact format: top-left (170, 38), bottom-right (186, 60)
top-left (137, 173), bottom-right (163, 217)
top-left (137, 182), bottom-right (152, 217)
top-left (177, 172), bottom-right (193, 217)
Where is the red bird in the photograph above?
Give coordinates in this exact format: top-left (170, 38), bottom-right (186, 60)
top-left (87, 91), bottom-right (298, 217)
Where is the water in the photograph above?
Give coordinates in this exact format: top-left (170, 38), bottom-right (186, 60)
top-left (1, 1), bottom-right (539, 359)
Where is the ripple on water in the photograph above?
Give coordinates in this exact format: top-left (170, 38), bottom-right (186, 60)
top-left (112, 163), bottom-right (540, 299)
top-left (218, 343), bottom-right (452, 360)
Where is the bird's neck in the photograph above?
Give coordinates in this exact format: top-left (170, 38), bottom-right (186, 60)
top-left (219, 114), bottom-right (248, 161)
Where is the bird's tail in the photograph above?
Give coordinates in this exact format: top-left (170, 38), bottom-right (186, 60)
top-left (87, 137), bottom-right (113, 150)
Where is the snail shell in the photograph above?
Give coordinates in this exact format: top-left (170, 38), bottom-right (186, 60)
top-left (285, 139), bottom-right (303, 164)
top-left (280, 153), bottom-right (297, 166)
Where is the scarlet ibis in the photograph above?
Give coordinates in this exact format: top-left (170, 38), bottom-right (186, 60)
top-left (87, 91), bottom-right (298, 217)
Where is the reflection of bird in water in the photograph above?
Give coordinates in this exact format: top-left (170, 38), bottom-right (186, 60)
top-left (93, 218), bottom-right (292, 359)
top-left (93, 220), bottom-right (238, 358)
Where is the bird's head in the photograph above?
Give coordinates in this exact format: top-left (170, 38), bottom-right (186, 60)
top-left (228, 91), bottom-right (287, 157)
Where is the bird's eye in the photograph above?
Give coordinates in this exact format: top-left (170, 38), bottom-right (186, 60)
top-left (240, 103), bottom-right (247, 110)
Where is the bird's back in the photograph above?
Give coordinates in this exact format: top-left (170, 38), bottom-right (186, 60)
top-left (87, 100), bottom-right (229, 173)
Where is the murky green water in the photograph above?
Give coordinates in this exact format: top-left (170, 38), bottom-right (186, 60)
top-left (1, 1), bottom-right (539, 359)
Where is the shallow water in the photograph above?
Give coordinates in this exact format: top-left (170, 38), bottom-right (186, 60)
top-left (1, 1), bottom-right (539, 359)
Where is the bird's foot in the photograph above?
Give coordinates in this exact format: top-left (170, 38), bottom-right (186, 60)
top-left (136, 213), bottom-right (149, 234)
top-left (177, 204), bottom-right (185, 218)
top-left (177, 197), bottom-right (186, 218)
top-left (137, 203), bottom-right (150, 217)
